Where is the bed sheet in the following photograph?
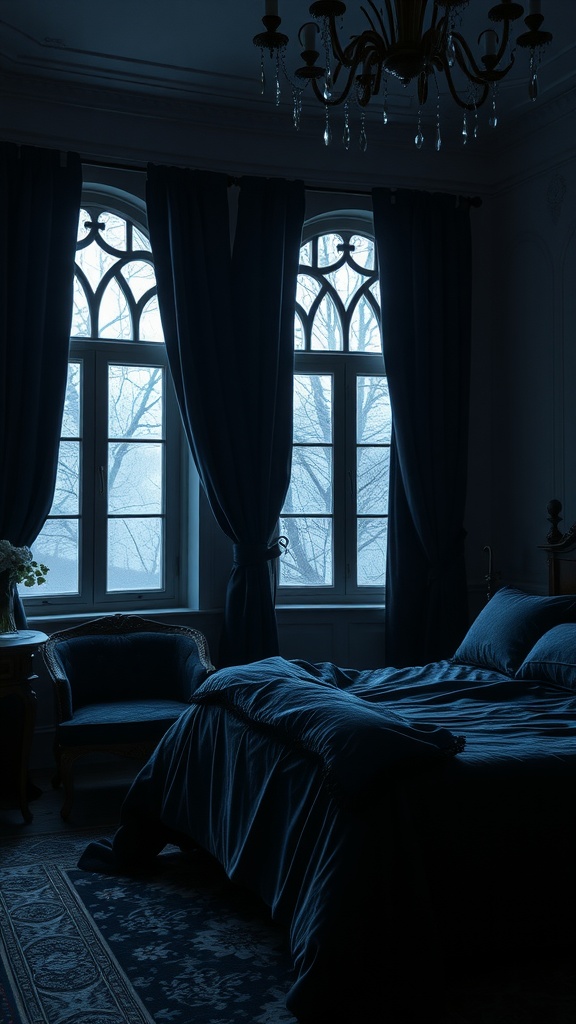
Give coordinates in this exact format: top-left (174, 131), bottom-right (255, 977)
top-left (80, 656), bottom-right (576, 1023)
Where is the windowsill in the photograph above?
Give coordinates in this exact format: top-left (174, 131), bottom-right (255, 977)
top-left (276, 604), bottom-right (384, 611)
top-left (26, 603), bottom-right (384, 628)
top-left (25, 606), bottom-right (221, 628)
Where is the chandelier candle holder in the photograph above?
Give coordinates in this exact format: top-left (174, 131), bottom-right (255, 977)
top-left (253, 0), bottom-right (553, 151)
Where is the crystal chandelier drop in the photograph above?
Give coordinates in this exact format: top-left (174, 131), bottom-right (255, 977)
top-left (253, 1), bottom-right (553, 151)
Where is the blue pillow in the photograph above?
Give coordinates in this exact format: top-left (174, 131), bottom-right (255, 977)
top-left (452, 586), bottom-right (576, 676)
top-left (515, 624), bottom-right (576, 691)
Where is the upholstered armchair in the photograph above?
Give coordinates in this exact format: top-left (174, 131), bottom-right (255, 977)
top-left (42, 613), bottom-right (215, 820)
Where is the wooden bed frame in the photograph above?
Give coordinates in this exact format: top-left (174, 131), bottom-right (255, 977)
top-left (541, 499), bottom-right (576, 595)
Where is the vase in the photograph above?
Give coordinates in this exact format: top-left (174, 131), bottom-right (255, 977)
top-left (0, 570), bottom-right (18, 634)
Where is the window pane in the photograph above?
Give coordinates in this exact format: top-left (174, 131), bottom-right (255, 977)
top-left (140, 296), bottom-right (164, 342)
top-left (108, 443), bottom-right (163, 514)
top-left (370, 280), bottom-right (381, 306)
top-left (284, 447), bottom-right (332, 514)
top-left (52, 441), bottom-right (81, 515)
top-left (349, 295), bottom-right (382, 353)
top-left (349, 234), bottom-right (375, 271)
top-left (108, 365), bottom-right (163, 439)
top-left (61, 362), bottom-right (81, 437)
top-left (299, 240), bottom-right (312, 267)
top-left (99, 211), bottom-right (127, 251)
top-left (100, 279), bottom-right (132, 339)
top-left (357, 377), bottom-right (391, 444)
top-left (120, 260), bottom-right (156, 301)
top-left (279, 517), bottom-right (332, 586)
top-left (327, 264), bottom-right (363, 309)
top-left (107, 517), bottom-right (163, 591)
top-left (293, 374), bottom-right (332, 443)
top-left (296, 273), bottom-right (321, 313)
top-left (133, 226), bottom-right (152, 252)
top-left (357, 447), bottom-right (390, 514)
top-left (76, 237), bottom-right (117, 292)
top-left (294, 312), bottom-right (305, 351)
top-left (357, 518), bottom-right (387, 586)
top-left (311, 294), bottom-right (342, 350)
top-left (77, 208), bottom-right (91, 244)
top-left (71, 277), bottom-right (90, 337)
top-left (317, 233), bottom-right (343, 267)
top-left (24, 520), bottom-right (79, 595)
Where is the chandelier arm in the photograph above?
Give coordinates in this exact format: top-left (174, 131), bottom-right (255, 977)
top-left (382, 0), bottom-right (398, 44)
top-left (443, 63), bottom-right (490, 110)
top-left (361, 0), bottom-right (392, 49)
top-left (449, 27), bottom-right (515, 84)
top-left (339, 31), bottom-right (386, 70)
top-left (450, 42), bottom-right (514, 87)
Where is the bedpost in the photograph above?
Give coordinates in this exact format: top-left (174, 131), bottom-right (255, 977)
top-left (546, 499), bottom-right (564, 545)
top-left (541, 500), bottom-right (576, 595)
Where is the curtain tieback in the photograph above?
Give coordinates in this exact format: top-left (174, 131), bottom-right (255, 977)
top-left (233, 537), bottom-right (288, 567)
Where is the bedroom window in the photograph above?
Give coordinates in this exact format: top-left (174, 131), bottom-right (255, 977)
top-left (22, 198), bottom-right (182, 614)
top-left (279, 218), bottom-right (389, 603)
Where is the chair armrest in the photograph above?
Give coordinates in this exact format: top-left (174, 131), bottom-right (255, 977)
top-left (42, 646), bottom-right (73, 722)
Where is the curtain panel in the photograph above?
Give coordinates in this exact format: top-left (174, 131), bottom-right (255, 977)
top-left (372, 188), bottom-right (472, 666)
top-left (146, 167), bottom-right (305, 666)
top-left (0, 143), bottom-right (82, 626)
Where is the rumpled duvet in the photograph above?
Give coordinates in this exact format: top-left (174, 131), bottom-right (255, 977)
top-left (80, 656), bottom-right (576, 1023)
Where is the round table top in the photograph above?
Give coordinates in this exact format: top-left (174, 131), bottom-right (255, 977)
top-left (0, 630), bottom-right (48, 648)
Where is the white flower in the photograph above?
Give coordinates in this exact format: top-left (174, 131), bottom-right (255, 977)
top-left (0, 540), bottom-right (49, 587)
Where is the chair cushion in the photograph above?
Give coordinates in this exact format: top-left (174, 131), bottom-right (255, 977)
top-left (55, 699), bottom-right (189, 746)
top-left (54, 632), bottom-right (210, 709)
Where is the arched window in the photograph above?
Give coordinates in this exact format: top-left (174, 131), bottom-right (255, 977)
top-left (24, 193), bottom-right (182, 613)
top-left (279, 213), bottom-right (390, 602)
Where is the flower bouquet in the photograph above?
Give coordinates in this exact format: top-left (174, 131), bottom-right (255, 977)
top-left (0, 540), bottom-right (49, 634)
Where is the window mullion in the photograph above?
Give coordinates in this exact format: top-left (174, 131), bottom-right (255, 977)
top-left (332, 361), bottom-right (348, 596)
top-left (92, 351), bottom-right (109, 604)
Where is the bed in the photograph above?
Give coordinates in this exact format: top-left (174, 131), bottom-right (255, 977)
top-left (80, 505), bottom-right (576, 1024)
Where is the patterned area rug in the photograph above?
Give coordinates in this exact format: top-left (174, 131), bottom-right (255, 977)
top-left (0, 830), bottom-right (296, 1024)
top-left (1, 829), bottom-right (575, 1024)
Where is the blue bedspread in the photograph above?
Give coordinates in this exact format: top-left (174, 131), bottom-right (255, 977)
top-left (80, 657), bottom-right (576, 1023)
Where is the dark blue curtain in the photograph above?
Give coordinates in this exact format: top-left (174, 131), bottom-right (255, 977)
top-left (146, 167), bottom-right (305, 665)
top-left (0, 143), bottom-right (82, 626)
top-left (372, 188), bottom-right (472, 666)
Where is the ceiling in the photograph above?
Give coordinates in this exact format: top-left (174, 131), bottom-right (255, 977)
top-left (0, 2), bottom-right (574, 157)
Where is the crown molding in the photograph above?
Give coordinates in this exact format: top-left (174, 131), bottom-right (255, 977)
top-left (1, 67), bottom-right (573, 198)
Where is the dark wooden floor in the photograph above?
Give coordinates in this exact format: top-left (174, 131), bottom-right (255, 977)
top-left (0, 759), bottom-right (141, 839)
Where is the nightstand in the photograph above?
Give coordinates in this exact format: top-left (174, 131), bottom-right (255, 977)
top-left (0, 630), bottom-right (48, 822)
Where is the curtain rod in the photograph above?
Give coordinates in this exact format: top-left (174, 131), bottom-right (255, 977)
top-left (81, 156), bottom-right (481, 207)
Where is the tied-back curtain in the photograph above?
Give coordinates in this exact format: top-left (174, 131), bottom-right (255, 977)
top-left (372, 188), bottom-right (472, 666)
top-left (146, 167), bottom-right (305, 666)
top-left (0, 143), bottom-right (82, 627)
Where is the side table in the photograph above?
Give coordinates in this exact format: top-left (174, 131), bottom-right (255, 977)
top-left (0, 630), bottom-right (48, 823)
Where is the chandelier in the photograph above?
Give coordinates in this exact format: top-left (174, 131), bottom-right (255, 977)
top-left (253, 1), bottom-right (553, 151)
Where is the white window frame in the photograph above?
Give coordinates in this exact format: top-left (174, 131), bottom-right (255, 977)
top-left (278, 210), bottom-right (388, 606)
top-left (22, 185), bottom-right (187, 617)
